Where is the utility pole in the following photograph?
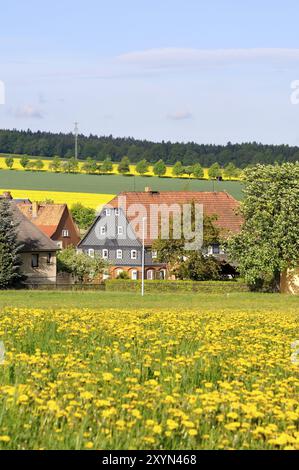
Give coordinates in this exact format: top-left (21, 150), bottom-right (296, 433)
top-left (74, 122), bottom-right (79, 160)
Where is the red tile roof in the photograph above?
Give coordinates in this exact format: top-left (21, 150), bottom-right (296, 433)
top-left (17, 203), bottom-right (66, 238)
top-left (107, 191), bottom-right (243, 245)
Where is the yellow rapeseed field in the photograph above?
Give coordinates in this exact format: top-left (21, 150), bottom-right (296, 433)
top-left (0, 307), bottom-right (298, 450)
top-left (0, 189), bottom-right (114, 210)
top-left (0, 157), bottom-right (212, 179)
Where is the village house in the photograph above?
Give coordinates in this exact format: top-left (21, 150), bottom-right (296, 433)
top-left (16, 201), bottom-right (80, 249)
top-left (11, 204), bottom-right (59, 286)
top-left (78, 189), bottom-right (243, 280)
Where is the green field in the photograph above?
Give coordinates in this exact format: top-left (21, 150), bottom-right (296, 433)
top-left (0, 169), bottom-right (244, 200)
top-left (0, 289), bottom-right (295, 310)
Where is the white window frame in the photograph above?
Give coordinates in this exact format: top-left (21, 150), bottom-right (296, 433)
top-left (105, 209), bottom-right (111, 216)
top-left (116, 249), bottom-right (123, 259)
top-left (100, 226), bottom-right (106, 235)
top-left (62, 229), bottom-right (69, 238)
top-left (88, 248), bottom-right (95, 258)
top-left (207, 246), bottom-right (213, 255)
top-left (115, 208), bottom-right (120, 216)
top-left (151, 250), bottom-right (157, 259)
top-left (131, 250), bottom-right (137, 260)
top-left (118, 226), bottom-right (123, 235)
top-left (147, 270), bottom-right (154, 280)
top-left (131, 270), bottom-right (138, 280)
top-left (102, 249), bottom-right (108, 259)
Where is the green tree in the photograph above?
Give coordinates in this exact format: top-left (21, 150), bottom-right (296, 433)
top-left (208, 162), bottom-right (222, 179)
top-left (101, 158), bottom-right (113, 173)
top-left (0, 200), bottom-right (24, 288)
top-left (228, 163), bottom-right (299, 291)
top-left (153, 203), bottom-right (221, 280)
top-left (49, 156), bottom-right (62, 172)
top-left (20, 155), bottom-right (29, 169)
top-left (5, 156), bottom-right (14, 169)
top-left (62, 157), bottom-right (79, 173)
top-left (172, 161), bottom-right (184, 177)
top-left (118, 156), bottom-right (130, 174)
top-left (71, 203), bottom-right (96, 230)
top-left (82, 157), bottom-right (97, 174)
top-left (136, 159), bottom-right (149, 175)
top-left (57, 246), bottom-right (106, 283)
top-left (35, 159), bottom-right (44, 171)
top-left (174, 252), bottom-right (220, 281)
top-left (153, 159), bottom-right (166, 177)
top-left (193, 163), bottom-right (204, 179)
top-left (223, 162), bottom-right (239, 179)
top-left (184, 165), bottom-right (194, 178)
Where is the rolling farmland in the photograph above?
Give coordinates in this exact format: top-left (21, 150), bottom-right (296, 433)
top-left (0, 170), bottom-right (244, 201)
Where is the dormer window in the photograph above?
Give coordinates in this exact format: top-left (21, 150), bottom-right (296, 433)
top-left (62, 229), bottom-right (69, 238)
top-left (105, 209), bottom-right (111, 216)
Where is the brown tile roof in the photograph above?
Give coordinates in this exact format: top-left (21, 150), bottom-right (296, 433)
top-left (107, 191), bottom-right (243, 245)
top-left (11, 204), bottom-right (58, 252)
top-left (17, 203), bottom-right (66, 237)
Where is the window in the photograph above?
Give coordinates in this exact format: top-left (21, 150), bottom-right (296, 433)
top-left (88, 248), bottom-right (95, 258)
top-left (100, 226), bottom-right (106, 235)
top-left (115, 208), bottom-right (120, 216)
top-left (62, 229), bottom-right (69, 238)
top-left (105, 209), bottom-right (111, 216)
top-left (207, 246), bottom-right (213, 255)
top-left (212, 244), bottom-right (220, 255)
top-left (159, 269), bottom-right (166, 280)
top-left (131, 250), bottom-right (137, 260)
top-left (131, 270), bottom-right (138, 280)
top-left (118, 226), bottom-right (123, 235)
top-left (47, 253), bottom-right (52, 264)
top-left (57, 241), bottom-right (63, 249)
top-left (152, 250), bottom-right (157, 259)
top-left (147, 270), bottom-right (154, 280)
top-left (102, 249), bottom-right (108, 259)
top-left (31, 254), bottom-right (39, 268)
top-left (116, 249), bottom-right (123, 259)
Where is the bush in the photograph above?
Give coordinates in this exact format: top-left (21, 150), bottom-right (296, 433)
top-left (105, 279), bottom-right (248, 293)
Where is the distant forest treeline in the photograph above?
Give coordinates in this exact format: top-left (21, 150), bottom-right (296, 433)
top-left (1, 129), bottom-right (299, 167)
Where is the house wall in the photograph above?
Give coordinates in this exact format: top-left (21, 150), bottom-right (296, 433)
top-left (53, 208), bottom-right (80, 249)
top-left (110, 266), bottom-right (167, 280)
top-left (281, 269), bottom-right (299, 294)
top-left (20, 251), bottom-right (57, 285)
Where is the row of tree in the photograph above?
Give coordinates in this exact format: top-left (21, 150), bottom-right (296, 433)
top-left (3, 155), bottom-right (241, 179)
top-left (1, 128), bottom-right (299, 167)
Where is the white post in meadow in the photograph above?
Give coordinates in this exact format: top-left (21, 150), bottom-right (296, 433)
top-left (141, 216), bottom-right (146, 296)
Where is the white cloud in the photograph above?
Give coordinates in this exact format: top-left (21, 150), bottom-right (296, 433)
top-left (118, 48), bottom-right (299, 68)
top-left (13, 105), bottom-right (44, 119)
top-left (167, 111), bottom-right (193, 121)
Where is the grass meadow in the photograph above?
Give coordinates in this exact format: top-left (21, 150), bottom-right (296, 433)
top-left (0, 291), bottom-right (298, 450)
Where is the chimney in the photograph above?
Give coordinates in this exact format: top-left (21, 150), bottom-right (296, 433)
top-left (3, 191), bottom-right (12, 200)
top-left (32, 201), bottom-right (39, 218)
top-left (145, 187), bottom-right (152, 193)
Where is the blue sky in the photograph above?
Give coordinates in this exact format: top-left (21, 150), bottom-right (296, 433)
top-left (1, 0), bottom-right (299, 144)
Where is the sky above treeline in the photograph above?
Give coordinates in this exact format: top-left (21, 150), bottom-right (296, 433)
top-left (1, 0), bottom-right (299, 145)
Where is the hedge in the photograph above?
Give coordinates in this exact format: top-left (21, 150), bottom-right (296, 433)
top-left (105, 279), bottom-right (249, 293)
